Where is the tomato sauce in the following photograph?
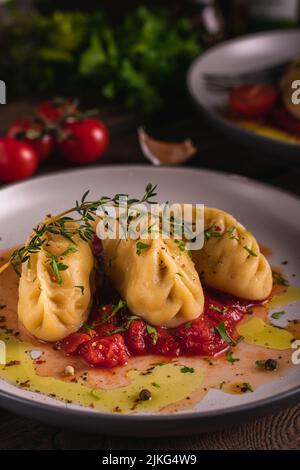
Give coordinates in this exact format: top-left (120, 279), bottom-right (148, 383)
top-left (58, 287), bottom-right (258, 368)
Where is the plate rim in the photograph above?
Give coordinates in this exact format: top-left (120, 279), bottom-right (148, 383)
top-left (0, 164), bottom-right (299, 431)
top-left (1, 163), bottom-right (300, 205)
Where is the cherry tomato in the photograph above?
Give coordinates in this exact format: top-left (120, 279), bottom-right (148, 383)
top-left (0, 137), bottom-right (38, 182)
top-left (59, 118), bottom-right (109, 165)
top-left (8, 119), bottom-right (55, 162)
top-left (36, 99), bottom-right (77, 123)
top-left (229, 84), bottom-right (278, 118)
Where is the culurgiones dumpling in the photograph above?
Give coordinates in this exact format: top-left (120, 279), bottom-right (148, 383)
top-left (102, 237), bottom-right (204, 327)
top-left (18, 222), bottom-right (94, 341)
top-left (191, 207), bottom-right (272, 301)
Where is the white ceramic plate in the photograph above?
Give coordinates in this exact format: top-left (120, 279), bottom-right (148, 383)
top-left (187, 30), bottom-right (300, 164)
top-left (0, 165), bottom-right (299, 436)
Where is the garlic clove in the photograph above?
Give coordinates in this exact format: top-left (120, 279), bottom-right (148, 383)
top-left (138, 127), bottom-right (197, 166)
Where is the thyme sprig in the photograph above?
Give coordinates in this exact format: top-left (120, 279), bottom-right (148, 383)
top-left (0, 183), bottom-right (158, 276)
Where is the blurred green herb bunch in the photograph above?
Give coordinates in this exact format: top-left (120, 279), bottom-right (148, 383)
top-left (0, 6), bottom-right (201, 113)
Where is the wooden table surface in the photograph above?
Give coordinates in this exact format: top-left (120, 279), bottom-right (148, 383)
top-left (0, 100), bottom-right (299, 450)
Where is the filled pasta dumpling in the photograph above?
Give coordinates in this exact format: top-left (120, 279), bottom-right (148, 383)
top-left (102, 237), bottom-right (204, 327)
top-left (192, 208), bottom-right (272, 301)
top-left (18, 222), bottom-right (94, 341)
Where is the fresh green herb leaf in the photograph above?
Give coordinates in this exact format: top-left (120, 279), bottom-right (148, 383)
top-left (256, 359), bottom-right (278, 371)
top-left (81, 324), bottom-right (93, 333)
top-left (174, 239), bottom-right (186, 252)
top-left (226, 349), bottom-right (240, 363)
top-left (204, 224), bottom-right (222, 241)
top-left (242, 382), bottom-right (253, 392)
top-left (151, 382), bottom-right (160, 388)
top-left (45, 251), bottom-right (68, 285)
top-left (209, 304), bottom-right (228, 314)
top-left (271, 310), bottom-right (286, 320)
top-left (105, 299), bottom-right (127, 322)
top-left (90, 389), bottom-right (101, 400)
top-left (255, 360), bottom-right (266, 367)
top-left (219, 381), bottom-right (226, 390)
top-left (272, 271), bottom-right (290, 287)
top-left (57, 262), bottom-right (68, 271)
top-left (216, 322), bottom-right (236, 345)
top-left (180, 366), bottom-right (195, 374)
top-left (235, 335), bottom-right (244, 344)
top-left (243, 246), bottom-right (257, 257)
top-left (136, 241), bottom-right (151, 256)
top-left (146, 324), bottom-right (158, 345)
top-left (4, 184), bottom-right (159, 276)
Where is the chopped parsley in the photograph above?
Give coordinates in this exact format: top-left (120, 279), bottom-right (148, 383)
top-left (106, 299), bottom-right (127, 322)
top-left (90, 389), bottom-right (101, 400)
top-left (272, 271), bottom-right (290, 287)
top-left (174, 239), bottom-right (186, 252)
top-left (271, 310), bottom-right (286, 320)
top-left (219, 381), bottom-right (226, 390)
top-left (136, 241), bottom-right (151, 256)
top-left (242, 382), bottom-right (253, 392)
top-left (108, 315), bottom-right (140, 335)
top-left (146, 324), bottom-right (158, 345)
top-left (216, 322), bottom-right (236, 345)
top-left (256, 359), bottom-right (278, 371)
top-left (226, 349), bottom-right (240, 363)
top-left (209, 304), bottom-right (228, 314)
top-left (151, 382), bottom-right (160, 388)
top-left (204, 224), bottom-right (222, 241)
top-left (180, 366), bottom-right (195, 374)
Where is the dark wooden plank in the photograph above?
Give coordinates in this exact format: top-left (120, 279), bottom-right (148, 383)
top-left (1, 403), bottom-right (299, 450)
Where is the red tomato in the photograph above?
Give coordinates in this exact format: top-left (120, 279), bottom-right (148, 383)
top-left (8, 119), bottom-right (55, 162)
top-left (78, 334), bottom-right (128, 368)
top-left (0, 137), bottom-right (38, 182)
top-left (36, 99), bottom-right (77, 123)
top-left (125, 319), bottom-right (147, 355)
top-left (59, 118), bottom-right (109, 165)
top-left (94, 323), bottom-right (116, 338)
top-left (229, 84), bottom-right (278, 118)
top-left (58, 332), bottom-right (92, 355)
top-left (146, 327), bottom-right (180, 357)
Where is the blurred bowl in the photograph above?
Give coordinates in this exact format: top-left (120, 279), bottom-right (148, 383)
top-left (187, 29), bottom-right (300, 166)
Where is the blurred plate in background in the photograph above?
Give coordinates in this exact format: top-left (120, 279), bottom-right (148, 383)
top-left (187, 30), bottom-right (300, 166)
